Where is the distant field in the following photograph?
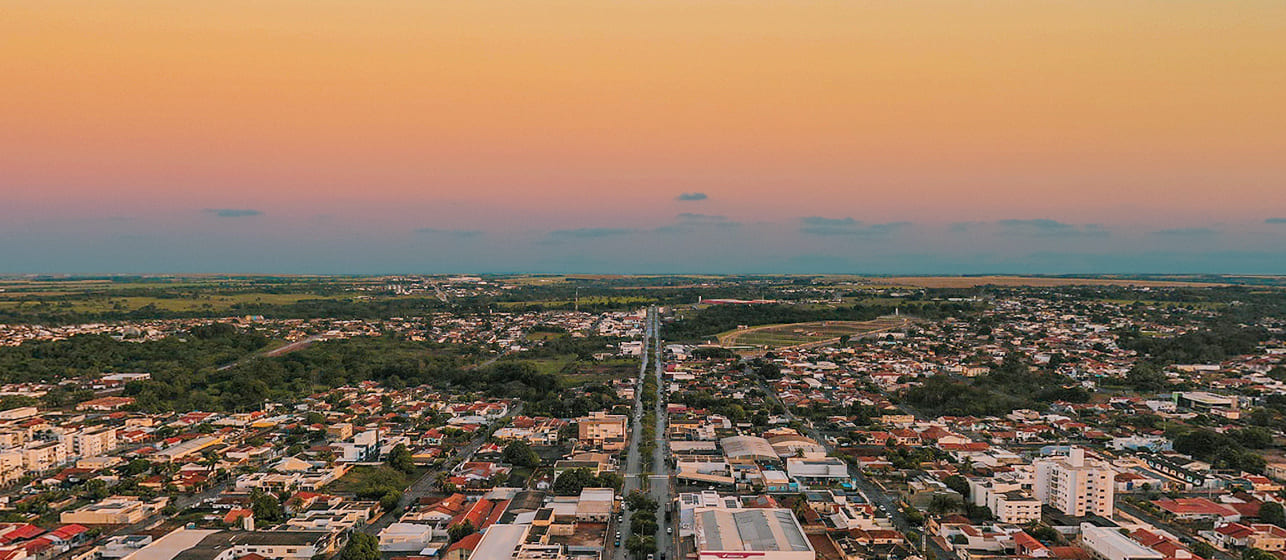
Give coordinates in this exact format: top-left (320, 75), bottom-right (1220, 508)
top-left (1098, 299), bottom-right (1229, 309)
top-left (855, 276), bottom-right (1235, 288)
top-left (0, 293), bottom-right (347, 314)
top-left (495, 295), bottom-right (652, 308)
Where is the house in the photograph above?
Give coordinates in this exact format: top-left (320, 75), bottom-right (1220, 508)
top-left (1154, 498), bottom-right (1241, 522)
top-left (443, 533), bottom-right (482, 560)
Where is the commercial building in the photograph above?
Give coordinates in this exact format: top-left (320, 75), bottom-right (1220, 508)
top-left (785, 457), bottom-right (848, 482)
top-left (692, 508), bottom-right (815, 560)
top-left (1034, 447), bottom-right (1115, 517)
top-left (120, 528), bottom-right (337, 560)
top-left (155, 436), bottom-right (223, 462)
top-left (0, 407), bottom-right (38, 421)
top-left (61, 496), bottom-right (168, 525)
top-left (719, 436), bottom-right (778, 462)
top-left (575, 488), bottom-right (614, 522)
top-left (1173, 392), bottom-right (1237, 412)
top-left (469, 524), bottom-right (531, 560)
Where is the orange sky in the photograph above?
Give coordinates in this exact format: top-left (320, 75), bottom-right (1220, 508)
top-left (2, 2), bottom-right (1285, 272)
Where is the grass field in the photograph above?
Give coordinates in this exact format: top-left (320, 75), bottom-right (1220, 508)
top-left (325, 465), bottom-right (417, 494)
top-left (525, 355), bottom-right (581, 376)
top-left (560, 358), bottom-right (637, 386)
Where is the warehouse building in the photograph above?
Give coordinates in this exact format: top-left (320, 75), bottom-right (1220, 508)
top-left (693, 507), bottom-right (815, 560)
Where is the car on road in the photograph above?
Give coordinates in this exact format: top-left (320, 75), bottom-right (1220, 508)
top-left (648, 555), bottom-right (654, 560)
top-left (666, 527), bottom-right (672, 534)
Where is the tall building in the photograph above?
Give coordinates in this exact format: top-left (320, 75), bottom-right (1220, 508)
top-left (576, 412), bottom-right (627, 452)
top-left (73, 427), bottom-right (118, 458)
top-left (1034, 447), bottom-right (1115, 517)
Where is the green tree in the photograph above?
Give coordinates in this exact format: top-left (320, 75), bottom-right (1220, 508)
top-left (387, 443), bottom-right (416, 474)
top-left (1235, 427), bottom-right (1274, 449)
top-left (448, 519), bottom-right (476, 544)
top-left (1126, 362), bottom-right (1166, 391)
top-left (626, 490), bottom-right (658, 512)
top-left (631, 511), bottom-right (658, 535)
top-left (943, 475), bottom-right (970, 498)
top-left (340, 533), bottom-right (381, 560)
top-left (552, 468), bottom-right (595, 496)
top-left (380, 490), bottom-right (403, 512)
top-left (503, 441), bottom-right (540, 468)
top-left (594, 471), bottom-right (624, 490)
top-left (1261, 502), bottom-right (1286, 527)
top-left (81, 478), bottom-right (110, 500)
top-left (626, 535), bottom-right (656, 558)
top-left (250, 489), bottom-right (285, 523)
top-left (928, 494), bottom-right (961, 515)
top-left (1028, 525), bottom-right (1060, 543)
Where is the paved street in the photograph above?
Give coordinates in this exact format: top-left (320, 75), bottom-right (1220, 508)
top-left (615, 308), bottom-right (655, 560)
top-left (614, 307), bottom-right (674, 560)
top-left (650, 315), bottom-right (672, 560)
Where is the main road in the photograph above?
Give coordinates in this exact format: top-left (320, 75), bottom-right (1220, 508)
top-left (649, 311), bottom-right (672, 560)
top-left (615, 308), bottom-right (655, 560)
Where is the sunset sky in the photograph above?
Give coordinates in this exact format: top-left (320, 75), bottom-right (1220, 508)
top-left (3, 1), bottom-right (1285, 273)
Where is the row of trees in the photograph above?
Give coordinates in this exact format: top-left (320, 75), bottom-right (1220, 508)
top-left (624, 491), bottom-right (660, 558)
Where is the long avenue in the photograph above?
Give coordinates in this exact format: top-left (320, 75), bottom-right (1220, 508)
top-left (615, 307), bottom-right (672, 560)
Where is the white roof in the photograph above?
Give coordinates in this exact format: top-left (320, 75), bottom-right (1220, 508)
top-left (469, 524), bottom-right (530, 560)
top-left (720, 436), bottom-right (777, 460)
top-left (123, 529), bottom-right (220, 560)
top-left (694, 508), bottom-right (813, 553)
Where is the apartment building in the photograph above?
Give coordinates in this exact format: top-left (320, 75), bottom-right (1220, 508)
top-left (0, 449), bottom-right (23, 486)
top-left (577, 412), bottom-right (627, 452)
top-left (22, 440), bottom-right (69, 474)
top-left (73, 427), bottom-right (118, 458)
top-left (1034, 447), bottom-right (1115, 517)
top-left (990, 490), bottom-right (1042, 524)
